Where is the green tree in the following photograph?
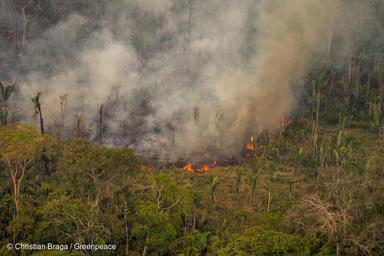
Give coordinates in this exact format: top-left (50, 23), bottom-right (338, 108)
top-left (133, 203), bottom-right (178, 256)
top-left (56, 139), bottom-right (138, 208)
top-left (36, 194), bottom-right (110, 245)
top-left (192, 231), bottom-right (212, 256)
top-left (0, 124), bottom-right (45, 216)
top-left (220, 227), bottom-right (320, 256)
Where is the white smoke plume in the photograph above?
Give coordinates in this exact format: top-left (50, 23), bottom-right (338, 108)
top-left (1, 0), bottom-right (379, 160)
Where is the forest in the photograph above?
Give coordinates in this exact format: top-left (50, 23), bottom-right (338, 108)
top-left (1, 0), bottom-right (384, 255)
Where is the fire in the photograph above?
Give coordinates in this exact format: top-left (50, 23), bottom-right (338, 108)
top-left (246, 143), bottom-right (255, 151)
top-left (246, 135), bottom-right (255, 151)
top-left (201, 165), bottom-right (210, 172)
top-left (183, 163), bottom-right (210, 173)
top-left (184, 162), bottom-right (193, 172)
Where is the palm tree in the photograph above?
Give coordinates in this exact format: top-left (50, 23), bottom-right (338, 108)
top-left (0, 81), bottom-right (16, 126)
top-left (193, 231), bottom-right (211, 256)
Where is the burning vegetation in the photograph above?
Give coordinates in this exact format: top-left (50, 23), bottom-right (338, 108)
top-left (246, 135), bottom-right (255, 151)
top-left (183, 162), bottom-right (210, 173)
top-left (242, 118), bottom-right (294, 157)
top-left (0, 0), bottom-right (344, 161)
top-left (176, 116), bottom-right (294, 174)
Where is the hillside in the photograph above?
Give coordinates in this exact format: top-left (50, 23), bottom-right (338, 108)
top-left (1, 109), bottom-right (384, 255)
top-left (1, 0), bottom-right (384, 255)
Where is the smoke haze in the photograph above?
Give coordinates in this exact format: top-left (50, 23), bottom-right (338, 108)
top-left (1, 0), bottom-right (380, 160)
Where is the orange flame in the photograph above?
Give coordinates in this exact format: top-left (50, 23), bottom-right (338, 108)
top-left (246, 135), bottom-right (255, 151)
top-left (201, 165), bottom-right (210, 172)
top-left (184, 163), bottom-right (193, 172)
top-left (246, 143), bottom-right (255, 151)
top-left (183, 163), bottom-right (210, 173)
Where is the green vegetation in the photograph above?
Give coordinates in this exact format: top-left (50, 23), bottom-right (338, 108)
top-left (1, 69), bottom-right (384, 255)
top-left (219, 228), bottom-right (323, 256)
top-left (1, 95), bottom-right (384, 255)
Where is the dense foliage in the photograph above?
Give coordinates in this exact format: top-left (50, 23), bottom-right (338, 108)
top-left (0, 103), bottom-right (384, 256)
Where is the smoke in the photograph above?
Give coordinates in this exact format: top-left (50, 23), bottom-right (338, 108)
top-left (1, 0), bottom-right (380, 160)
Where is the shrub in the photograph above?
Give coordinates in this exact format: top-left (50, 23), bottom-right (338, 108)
top-left (219, 227), bottom-right (321, 256)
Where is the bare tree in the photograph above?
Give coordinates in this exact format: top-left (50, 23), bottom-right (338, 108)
top-left (31, 92), bottom-right (45, 134)
top-left (193, 102), bottom-right (199, 125)
top-left (20, 1), bottom-right (32, 49)
top-left (59, 94), bottom-right (68, 138)
top-left (300, 194), bottom-right (352, 256)
top-left (75, 113), bottom-right (83, 138)
top-left (289, 170), bottom-right (356, 256)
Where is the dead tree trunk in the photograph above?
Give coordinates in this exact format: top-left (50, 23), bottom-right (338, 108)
top-left (59, 95), bottom-right (67, 138)
top-left (32, 93), bottom-right (45, 134)
top-left (193, 103), bottom-right (199, 126)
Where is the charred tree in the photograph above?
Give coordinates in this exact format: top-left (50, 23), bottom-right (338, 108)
top-left (31, 92), bottom-right (50, 175)
top-left (193, 103), bottom-right (199, 126)
top-left (75, 113), bottom-right (82, 138)
top-left (32, 92), bottom-right (45, 134)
